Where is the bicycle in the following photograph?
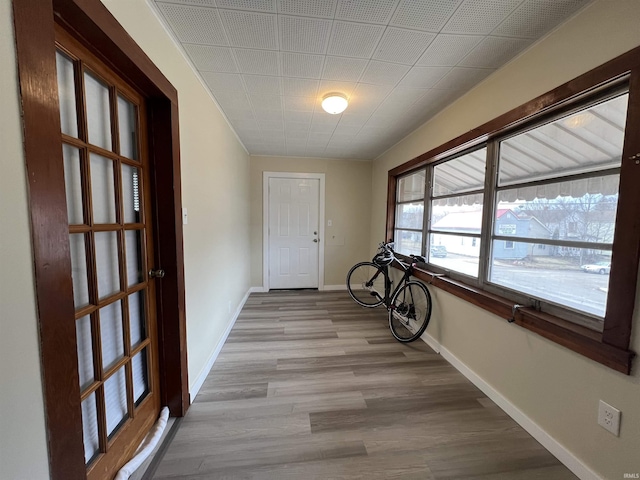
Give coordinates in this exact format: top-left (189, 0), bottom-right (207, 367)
top-left (346, 242), bottom-right (432, 343)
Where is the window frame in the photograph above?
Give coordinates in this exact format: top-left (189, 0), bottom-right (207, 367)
top-left (386, 47), bottom-right (640, 374)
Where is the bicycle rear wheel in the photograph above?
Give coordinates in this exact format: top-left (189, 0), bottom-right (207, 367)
top-left (346, 262), bottom-right (387, 307)
top-left (388, 281), bottom-right (432, 342)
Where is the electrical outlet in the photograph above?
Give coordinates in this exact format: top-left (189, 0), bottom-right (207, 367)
top-left (598, 400), bottom-right (621, 436)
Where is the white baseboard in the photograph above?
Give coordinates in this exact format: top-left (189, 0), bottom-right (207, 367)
top-left (189, 288), bottom-right (251, 401)
top-left (421, 332), bottom-right (601, 480)
top-left (249, 286), bottom-right (268, 293)
top-left (322, 284), bottom-right (347, 291)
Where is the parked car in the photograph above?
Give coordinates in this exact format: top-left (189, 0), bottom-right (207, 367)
top-left (580, 261), bottom-right (611, 275)
top-left (430, 245), bottom-right (447, 258)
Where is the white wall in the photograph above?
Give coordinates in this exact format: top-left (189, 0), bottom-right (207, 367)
top-left (372, 1), bottom-right (640, 479)
top-left (101, 0), bottom-right (251, 395)
top-left (0, 0), bottom-right (51, 477)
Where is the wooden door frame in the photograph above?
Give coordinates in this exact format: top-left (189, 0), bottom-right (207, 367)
top-left (263, 172), bottom-right (326, 291)
top-left (11, 0), bottom-right (189, 478)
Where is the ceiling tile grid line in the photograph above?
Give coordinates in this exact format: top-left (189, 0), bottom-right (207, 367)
top-left (152, 0), bottom-right (595, 160)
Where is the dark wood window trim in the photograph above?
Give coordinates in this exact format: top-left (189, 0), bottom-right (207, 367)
top-left (386, 46), bottom-right (640, 375)
top-left (12, 0), bottom-right (189, 478)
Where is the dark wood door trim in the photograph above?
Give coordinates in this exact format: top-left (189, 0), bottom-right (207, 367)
top-left (11, 0), bottom-right (188, 478)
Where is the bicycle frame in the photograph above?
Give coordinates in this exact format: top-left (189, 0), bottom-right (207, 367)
top-left (372, 259), bottom-right (415, 309)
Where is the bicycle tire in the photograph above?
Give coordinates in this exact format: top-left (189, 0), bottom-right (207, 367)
top-left (388, 281), bottom-right (432, 342)
top-left (346, 262), bottom-right (387, 308)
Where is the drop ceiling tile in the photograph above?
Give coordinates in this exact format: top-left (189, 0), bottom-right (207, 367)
top-left (184, 45), bottom-right (238, 72)
top-left (213, 91), bottom-right (253, 110)
top-left (493, 0), bottom-right (589, 38)
top-left (249, 94), bottom-right (283, 110)
top-left (360, 61), bottom-right (410, 86)
top-left (366, 113), bottom-right (395, 127)
top-left (281, 53), bottom-right (324, 78)
top-left (283, 78), bottom-right (319, 97)
top-left (442, 0), bottom-right (522, 35)
top-left (353, 82), bottom-right (394, 100)
top-left (306, 147), bottom-right (328, 157)
top-left (284, 111), bottom-right (313, 124)
top-left (416, 34), bottom-right (484, 66)
top-left (318, 80), bottom-right (357, 98)
top-left (399, 66), bottom-right (451, 88)
top-left (432, 67), bottom-right (493, 90)
top-left (310, 121), bottom-right (338, 133)
top-left (327, 21), bottom-right (386, 58)
top-left (334, 125), bottom-right (363, 135)
top-left (277, 0), bottom-right (337, 18)
top-left (322, 56), bottom-right (369, 82)
top-left (279, 15), bottom-right (332, 54)
top-left (223, 106), bottom-right (255, 120)
top-left (254, 109), bottom-right (283, 123)
top-left (285, 129), bottom-right (309, 140)
top-left (259, 121), bottom-right (285, 132)
top-left (459, 36), bottom-right (532, 68)
top-left (382, 87), bottom-right (428, 107)
top-left (157, 0), bottom-right (216, 6)
top-left (312, 112), bottom-right (342, 125)
top-left (156, 3), bottom-right (228, 45)
top-left (335, 0), bottom-right (399, 24)
top-left (373, 28), bottom-right (436, 65)
top-left (243, 74), bottom-right (282, 95)
top-left (390, 0), bottom-right (463, 31)
top-left (219, 9), bottom-right (278, 50)
top-left (234, 48), bottom-right (279, 75)
top-left (338, 113), bottom-right (372, 127)
top-left (215, 0), bottom-right (276, 12)
top-left (284, 96), bottom-right (316, 112)
top-left (201, 72), bottom-right (246, 92)
top-left (308, 132), bottom-right (333, 142)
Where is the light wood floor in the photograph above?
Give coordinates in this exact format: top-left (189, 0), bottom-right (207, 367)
top-left (151, 290), bottom-right (577, 479)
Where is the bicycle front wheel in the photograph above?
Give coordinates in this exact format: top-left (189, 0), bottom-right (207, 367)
top-left (346, 262), bottom-right (387, 308)
top-left (388, 281), bottom-right (432, 342)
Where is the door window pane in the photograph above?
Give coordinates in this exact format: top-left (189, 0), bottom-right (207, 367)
top-left (84, 71), bottom-right (112, 151)
top-left (56, 51), bottom-right (78, 137)
top-left (128, 291), bottom-right (146, 347)
top-left (132, 348), bottom-right (149, 404)
top-left (489, 241), bottom-right (610, 319)
top-left (122, 164), bottom-right (141, 224)
top-left (498, 94), bottom-right (628, 187)
top-left (104, 367), bottom-right (128, 437)
top-left (90, 154), bottom-right (116, 224)
top-left (95, 231), bottom-right (120, 299)
top-left (76, 315), bottom-right (94, 391)
top-left (100, 300), bottom-right (124, 371)
top-left (81, 393), bottom-right (99, 464)
top-left (118, 95), bottom-right (138, 160)
top-left (63, 144), bottom-right (84, 225)
top-left (69, 234), bottom-right (89, 308)
top-left (125, 230), bottom-right (144, 287)
top-left (429, 233), bottom-right (480, 277)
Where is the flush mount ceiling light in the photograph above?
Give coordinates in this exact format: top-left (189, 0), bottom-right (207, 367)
top-left (321, 93), bottom-right (348, 114)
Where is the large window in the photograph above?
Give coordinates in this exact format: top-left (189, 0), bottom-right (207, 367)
top-left (389, 65), bottom-right (640, 374)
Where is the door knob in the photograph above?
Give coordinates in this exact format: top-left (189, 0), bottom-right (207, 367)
top-left (313, 239), bottom-right (319, 243)
top-left (149, 269), bottom-right (165, 278)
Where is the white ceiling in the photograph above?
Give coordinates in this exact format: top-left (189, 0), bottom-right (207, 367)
top-left (151, 0), bottom-right (592, 160)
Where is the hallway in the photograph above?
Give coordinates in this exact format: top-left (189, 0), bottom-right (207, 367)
top-left (147, 291), bottom-right (576, 479)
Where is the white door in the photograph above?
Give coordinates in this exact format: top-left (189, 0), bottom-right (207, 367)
top-left (268, 177), bottom-right (320, 289)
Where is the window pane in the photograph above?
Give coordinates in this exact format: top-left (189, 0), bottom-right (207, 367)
top-left (95, 231), bottom-right (120, 299)
top-left (498, 94), bottom-right (628, 186)
top-left (63, 144), bottom-right (84, 225)
top-left (100, 300), bottom-right (124, 371)
top-left (90, 153), bottom-right (116, 224)
top-left (56, 51), bottom-right (78, 138)
top-left (118, 95), bottom-right (138, 160)
top-left (431, 197), bottom-right (484, 234)
top-left (81, 393), bottom-right (99, 464)
top-left (104, 367), bottom-right (128, 438)
top-left (122, 164), bottom-right (141, 224)
top-left (69, 233), bottom-right (89, 308)
top-left (128, 290), bottom-right (146, 348)
top-left (496, 175), bottom-right (619, 244)
top-left (489, 240), bottom-right (610, 318)
top-left (132, 348), bottom-right (149, 405)
top-left (433, 148), bottom-right (486, 197)
top-left (429, 233), bottom-right (480, 277)
top-left (76, 315), bottom-right (94, 391)
top-left (84, 71), bottom-right (112, 151)
top-left (397, 170), bottom-right (425, 202)
top-left (396, 202), bottom-right (423, 230)
top-left (125, 230), bottom-right (144, 287)
top-left (394, 229), bottom-right (422, 256)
